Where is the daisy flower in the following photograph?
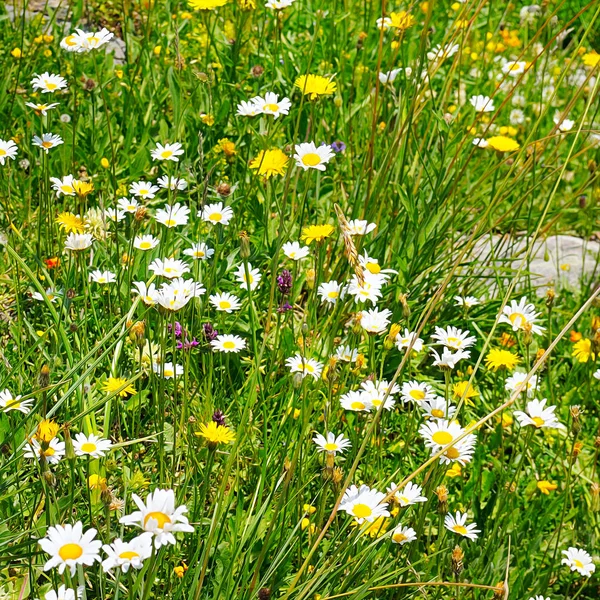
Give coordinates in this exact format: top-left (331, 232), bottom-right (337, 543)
top-left (153, 362), bottom-right (184, 378)
top-left (346, 219), bottom-right (377, 236)
top-left (318, 281), bottom-right (346, 305)
top-left (469, 95), bottom-right (495, 112)
top-left (72, 433), bottom-right (113, 458)
top-left (31, 72), bottom-right (68, 93)
top-left (340, 390), bottom-right (373, 412)
top-left (132, 281), bottom-right (159, 305)
top-left (513, 399), bottom-right (565, 429)
top-left (51, 175), bottom-right (76, 196)
top-left (26, 102), bottom-right (60, 115)
top-left (431, 347), bottom-right (470, 369)
top-left (71, 28), bottom-right (114, 51)
top-left (387, 481), bottom-right (427, 507)
top-left (117, 197), bottom-right (139, 213)
top-left (431, 326), bottom-right (476, 351)
top-left (157, 175), bottom-right (187, 190)
top-left (129, 181), bottom-right (159, 199)
top-left (105, 208), bottom-right (126, 222)
top-left (183, 242), bottom-right (214, 260)
top-left (505, 372), bottom-right (538, 397)
top-left (338, 484), bottom-right (390, 524)
top-left (400, 381), bottom-right (436, 404)
top-left (359, 308), bottom-right (393, 334)
top-left (89, 270), bottom-right (117, 284)
top-left (210, 334), bottom-right (247, 353)
top-left (119, 488), bottom-right (194, 548)
top-left (502, 60), bottom-right (528, 76)
top-left (33, 133), bottom-right (64, 153)
top-left (499, 297), bottom-right (545, 335)
top-left (134, 234), bottom-right (160, 251)
top-left (561, 547), bottom-right (596, 577)
top-left (43, 585), bottom-right (80, 600)
top-left (282, 241), bottom-right (310, 260)
top-left (421, 396), bottom-right (457, 420)
top-left (234, 263), bottom-right (261, 291)
top-left (294, 142), bottom-right (335, 171)
top-left (254, 92), bottom-right (292, 118)
top-left (236, 99), bottom-right (261, 117)
top-left (395, 329), bottom-right (424, 353)
top-left (360, 379), bottom-right (399, 411)
top-left (151, 142), bottom-right (184, 162)
top-left (31, 287), bottom-right (62, 303)
top-left (64, 233), bottom-right (93, 251)
top-left (347, 276), bottom-right (383, 305)
top-left (155, 203), bottom-right (190, 228)
top-left (444, 512), bottom-right (480, 541)
top-left (101, 533), bottom-right (153, 573)
top-left (200, 202), bottom-right (234, 225)
top-left (420, 419), bottom-right (465, 449)
top-left (0, 389), bottom-right (33, 414)
top-left (313, 432), bottom-right (351, 455)
top-left (285, 354), bottom-right (324, 380)
top-left (391, 525), bottom-right (417, 545)
top-left (334, 345), bottom-right (359, 362)
top-left (265, 0), bottom-right (296, 8)
top-left (0, 139), bottom-right (18, 165)
top-left (210, 292), bottom-right (242, 313)
top-left (149, 258), bottom-right (190, 279)
top-left (25, 437), bottom-right (65, 464)
top-left (454, 295), bottom-right (480, 308)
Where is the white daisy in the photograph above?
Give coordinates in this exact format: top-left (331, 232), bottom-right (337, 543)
top-left (317, 281), bottom-right (346, 305)
top-left (157, 175), bottom-right (188, 190)
top-left (200, 202), bottom-right (234, 225)
top-left (391, 525), bottom-right (417, 545)
top-left (282, 241), bottom-right (310, 260)
top-left (340, 390), bottom-right (373, 412)
top-left (51, 175), bottom-right (76, 196)
top-left (31, 72), bottom-right (68, 93)
top-left (24, 437), bottom-right (65, 464)
top-left (444, 512), bottom-right (480, 541)
top-left (395, 329), bottom-right (424, 353)
top-left (234, 263), bottom-right (261, 291)
top-left (101, 533), bottom-right (153, 573)
top-left (134, 234), bottom-right (160, 251)
top-left (285, 353), bottom-right (324, 380)
top-left (64, 233), bottom-right (94, 251)
top-left (294, 142), bottom-right (335, 171)
top-left (210, 334), bottom-right (247, 353)
top-left (431, 347), bottom-right (470, 369)
top-left (33, 133), bottom-right (64, 153)
top-left (155, 203), bottom-right (190, 228)
top-left (499, 297), bottom-right (545, 335)
top-left (149, 258), bottom-right (190, 279)
top-left (400, 381), bottom-right (436, 404)
top-left (72, 433), bottom-right (112, 458)
top-left (209, 292), bottom-right (242, 313)
top-left (561, 547), bottom-right (595, 577)
top-left (0, 139), bottom-right (18, 165)
top-left (89, 270), bottom-right (117, 284)
top-left (152, 362), bottom-right (184, 379)
top-left (469, 95), bottom-right (495, 112)
top-left (0, 389), bottom-right (33, 414)
top-left (183, 242), bottom-right (214, 260)
top-left (338, 484), bottom-right (390, 524)
top-left (513, 399), bottom-right (564, 429)
top-left (505, 371), bottom-right (538, 397)
top-left (360, 308), bottom-right (392, 334)
top-left (387, 481), bottom-right (427, 507)
top-left (313, 432), bottom-right (351, 455)
top-left (254, 92), bottom-right (292, 119)
top-left (151, 142), bottom-right (184, 162)
top-left (431, 326), bottom-right (477, 351)
top-left (420, 396), bottom-right (457, 420)
top-left (129, 181), bottom-right (159, 199)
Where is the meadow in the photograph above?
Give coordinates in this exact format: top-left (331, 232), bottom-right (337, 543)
top-left (0, 0), bottom-right (599, 599)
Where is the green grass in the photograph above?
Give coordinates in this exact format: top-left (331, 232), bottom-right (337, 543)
top-left (0, 1), bottom-right (600, 599)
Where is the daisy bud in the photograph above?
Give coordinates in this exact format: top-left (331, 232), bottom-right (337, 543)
top-left (239, 231), bottom-right (250, 259)
top-left (399, 294), bottom-right (410, 318)
top-left (570, 405), bottom-right (582, 435)
top-left (217, 182), bottom-right (232, 197)
top-left (251, 65), bottom-right (264, 78)
top-left (435, 485), bottom-right (448, 514)
top-left (38, 364), bottom-right (50, 389)
top-left (67, 288), bottom-right (76, 299)
top-left (451, 545), bottom-right (464, 577)
top-left (62, 424), bottom-right (76, 461)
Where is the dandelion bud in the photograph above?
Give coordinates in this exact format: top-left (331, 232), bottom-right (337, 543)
top-left (591, 482), bottom-right (600, 512)
top-left (573, 441), bottom-right (583, 458)
top-left (435, 485), bottom-right (448, 514)
top-left (451, 545), bottom-right (464, 577)
top-left (306, 268), bottom-right (315, 289)
top-left (129, 320), bottom-right (146, 347)
top-left (570, 405), bottom-right (582, 435)
top-left (332, 466), bottom-right (344, 488)
top-left (384, 323), bottom-right (401, 350)
top-left (258, 588), bottom-right (271, 600)
top-left (399, 294), bottom-right (410, 318)
top-left (134, 206), bottom-right (148, 222)
top-left (251, 65), bottom-right (264, 78)
top-left (522, 322), bottom-right (533, 346)
top-left (351, 313), bottom-right (363, 336)
top-left (63, 424), bottom-right (76, 461)
top-left (239, 231), bottom-right (250, 259)
top-left (38, 364), bottom-right (50, 389)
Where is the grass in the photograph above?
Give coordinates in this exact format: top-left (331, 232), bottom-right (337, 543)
top-left (0, 0), bottom-right (600, 599)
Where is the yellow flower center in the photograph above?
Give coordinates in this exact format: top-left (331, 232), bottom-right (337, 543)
top-left (219, 301), bottom-right (231, 309)
top-left (573, 559), bottom-right (584, 568)
top-left (509, 312), bottom-right (525, 326)
top-left (323, 442), bottom-right (338, 451)
top-left (398, 496), bottom-right (409, 504)
top-left (45, 447), bottom-right (56, 456)
top-left (223, 341), bottom-right (236, 349)
top-left (164, 219), bottom-right (177, 227)
top-left (59, 543), bottom-right (83, 560)
top-left (452, 524), bottom-right (468, 535)
top-left (46, 82), bottom-right (57, 90)
top-left (304, 363), bottom-right (314, 373)
top-left (352, 504), bottom-right (373, 519)
top-left (61, 185), bottom-right (74, 193)
top-left (410, 390), bottom-right (425, 400)
top-left (447, 336), bottom-right (460, 346)
top-left (431, 409), bottom-right (445, 418)
top-left (140, 241), bottom-right (152, 249)
top-left (393, 533), bottom-right (407, 543)
top-left (161, 150), bottom-right (173, 158)
top-left (41, 141), bottom-right (53, 148)
top-left (432, 431), bottom-right (453, 445)
top-left (144, 511), bottom-right (171, 529)
top-left (301, 153), bottom-right (321, 167)
top-left (0, 149), bottom-right (6, 156)
top-left (119, 551), bottom-right (139, 560)
top-left (80, 442), bottom-right (97, 453)
top-left (265, 103), bottom-right (279, 111)
top-left (508, 63), bottom-right (522, 71)
top-left (445, 446), bottom-right (460, 459)
top-left (365, 262), bottom-right (380, 274)
top-left (351, 401), bottom-right (365, 410)
top-left (532, 416), bottom-right (545, 427)
top-left (327, 291), bottom-right (339, 299)
top-left (209, 212), bottom-right (222, 221)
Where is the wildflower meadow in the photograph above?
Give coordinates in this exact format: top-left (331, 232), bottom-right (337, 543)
top-left (1, 0), bottom-right (600, 599)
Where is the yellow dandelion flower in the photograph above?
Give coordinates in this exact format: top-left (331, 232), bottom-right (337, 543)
top-left (572, 338), bottom-right (594, 363)
top-left (295, 74), bottom-right (337, 100)
top-left (195, 421), bottom-right (235, 445)
top-left (189, 0), bottom-right (228, 9)
top-left (37, 419), bottom-right (60, 443)
top-left (72, 180), bottom-right (94, 197)
top-left (452, 381), bottom-right (478, 404)
top-left (103, 377), bottom-right (137, 397)
top-left (301, 224), bottom-right (335, 244)
top-left (484, 348), bottom-right (520, 371)
top-left (537, 480), bottom-right (558, 495)
top-left (486, 135), bottom-right (520, 153)
top-left (56, 212), bottom-right (85, 234)
top-left (389, 11), bottom-right (415, 30)
top-left (88, 474), bottom-right (107, 490)
top-left (582, 51), bottom-right (600, 67)
top-left (249, 148), bottom-right (289, 178)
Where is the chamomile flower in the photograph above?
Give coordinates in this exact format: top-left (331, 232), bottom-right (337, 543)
top-left (234, 263), bottom-right (261, 291)
top-left (282, 241), bottom-right (310, 260)
top-left (502, 60), bottom-right (528, 76)
top-left (334, 345), bottom-right (359, 362)
top-left (155, 203), bottom-right (190, 228)
top-left (31, 72), bottom-right (68, 93)
top-left (346, 219), bottom-right (377, 236)
top-left (117, 197), bottom-right (140, 213)
top-left (71, 28), bottom-right (114, 51)
top-left (387, 481), bottom-right (427, 507)
top-left (513, 399), bottom-right (565, 429)
top-left (134, 235), bottom-right (160, 251)
top-left (132, 281), bottom-right (159, 305)
top-left (431, 348), bottom-right (470, 370)
top-left (154, 278), bottom-right (205, 311)
top-left (72, 433), bottom-right (112, 458)
top-left (294, 142), bottom-right (335, 171)
top-left (254, 92), bottom-right (292, 118)
top-left (265, 0), bottom-right (296, 8)
top-left (236, 99), bottom-right (261, 117)
top-left (340, 390), bottom-right (373, 412)
top-left (101, 533), bottom-right (153, 573)
top-left (454, 295), bottom-right (480, 308)
top-left (347, 275), bottom-right (383, 305)
top-left (183, 242), bottom-right (214, 260)
top-left (157, 175), bottom-right (187, 190)
top-left (105, 208), bottom-right (126, 222)
top-left (151, 142), bottom-right (184, 162)
top-left (31, 287), bottom-right (62, 303)
top-left (25, 437), bottom-right (65, 464)
top-left (400, 381), bottom-right (436, 404)
top-left (360, 379), bottom-right (399, 411)
top-left (51, 176), bottom-right (76, 197)
top-left (444, 512), bottom-right (480, 541)
top-left (421, 397), bottom-right (457, 420)
top-left (420, 419), bottom-right (465, 450)
top-left (89, 270), bottom-right (117, 284)
top-left (119, 488), bottom-right (194, 548)
top-left (64, 233), bottom-right (94, 251)
top-left (561, 547), bottom-right (596, 577)
top-left (0, 389), bottom-right (33, 414)
top-left (38, 522), bottom-right (102, 575)
top-left (210, 334), bottom-right (247, 353)
top-left (0, 139), bottom-right (18, 165)
top-left (313, 432), bottom-right (351, 455)
top-left (318, 281), bottom-right (346, 305)
top-left (149, 258), bottom-right (190, 279)
top-left (360, 308), bottom-right (392, 334)
top-left (286, 354), bottom-right (324, 380)
top-left (469, 95), bottom-right (495, 112)
top-left (391, 525), bottom-right (417, 545)
top-left (395, 329), bottom-right (424, 353)
top-left (33, 133), bottom-right (64, 153)
top-left (153, 362), bottom-right (184, 378)
top-left (200, 202), bottom-right (234, 225)
top-left (130, 181), bottom-right (159, 199)
top-left (505, 372), bottom-right (538, 397)
top-left (431, 326), bottom-right (477, 351)
top-left (210, 292), bottom-right (242, 313)
top-left (43, 585), bottom-right (80, 600)
top-left (339, 485), bottom-right (390, 524)
top-left (499, 297), bottom-right (545, 335)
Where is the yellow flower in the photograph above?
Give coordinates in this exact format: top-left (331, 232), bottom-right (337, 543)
top-left (218, 138), bottom-right (237, 157)
top-left (452, 381), bottom-right (478, 404)
top-left (72, 180), bottom-right (94, 198)
top-left (572, 338), bottom-right (594, 363)
top-left (103, 377), bottom-right (137, 397)
top-left (200, 113), bottom-right (215, 126)
top-left (446, 463), bottom-right (462, 478)
top-left (249, 149), bottom-right (289, 178)
top-left (11, 48), bottom-right (23, 58)
top-left (239, 0), bottom-right (256, 8)
top-left (501, 413), bottom-right (513, 428)
top-left (582, 51), bottom-right (600, 67)
top-left (88, 474), bottom-right (107, 490)
top-left (303, 503), bottom-right (317, 514)
top-left (361, 516), bottom-right (389, 538)
top-left (486, 135), bottom-right (520, 153)
top-left (295, 74), bottom-right (337, 99)
top-left (195, 421), bottom-right (236, 445)
top-left (56, 212), bottom-right (85, 234)
top-left (189, 0), bottom-right (228, 9)
top-left (173, 563), bottom-right (188, 578)
top-left (100, 157), bottom-right (110, 168)
top-left (301, 517), bottom-right (311, 530)
top-left (37, 420), bottom-right (60, 443)
top-left (301, 224), bottom-right (335, 244)
top-left (389, 11), bottom-right (415, 30)
top-left (537, 480), bottom-right (558, 495)
top-left (484, 348), bottom-right (520, 371)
